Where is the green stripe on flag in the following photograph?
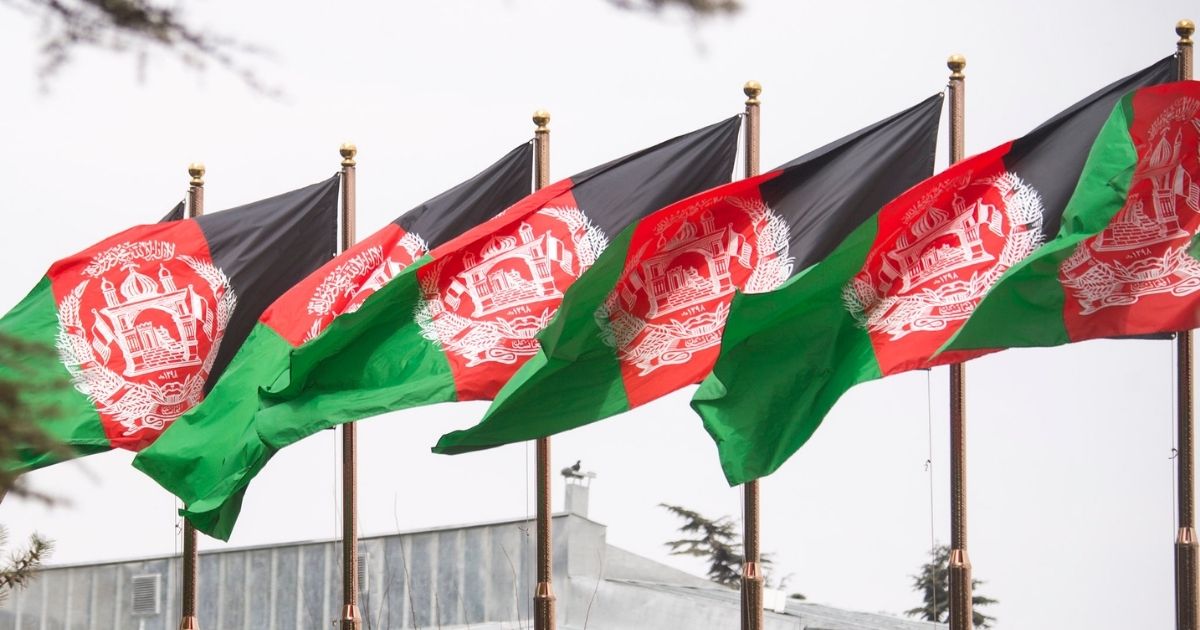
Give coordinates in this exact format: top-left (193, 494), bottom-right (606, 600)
top-left (433, 227), bottom-right (637, 455)
top-left (945, 93), bottom-right (1139, 352)
top-left (133, 320), bottom-right (293, 539)
top-left (255, 255), bottom-right (457, 450)
top-left (692, 217), bottom-right (883, 485)
top-left (2, 276), bottom-right (108, 469)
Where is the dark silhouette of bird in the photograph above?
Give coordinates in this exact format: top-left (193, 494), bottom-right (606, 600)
top-left (561, 460), bottom-right (583, 479)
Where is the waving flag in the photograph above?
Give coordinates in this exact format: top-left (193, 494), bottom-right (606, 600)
top-left (4, 178), bottom-right (340, 468)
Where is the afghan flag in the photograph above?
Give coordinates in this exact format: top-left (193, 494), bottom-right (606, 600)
top-left (133, 143), bottom-right (535, 538)
top-left (691, 57), bottom-right (1178, 485)
top-left (139, 118), bottom-right (741, 539)
top-left (946, 81), bottom-right (1200, 351)
top-left (3, 177), bottom-right (340, 469)
top-left (433, 95), bottom-right (945, 454)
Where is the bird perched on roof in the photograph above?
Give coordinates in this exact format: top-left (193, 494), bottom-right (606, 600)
top-left (561, 460), bottom-right (584, 479)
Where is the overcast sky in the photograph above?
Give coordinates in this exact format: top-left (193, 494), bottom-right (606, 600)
top-left (0, 1), bottom-right (1196, 628)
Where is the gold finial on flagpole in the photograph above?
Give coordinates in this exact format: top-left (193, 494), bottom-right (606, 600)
top-left (743, 80), bottom-right (762, 105)
top-left (947, 54), bottom-right (966, 80)
top-left (188, 163), bottom-right (205, 187)
top-left (533, 110), bottom-right (551, 190)
top-left (1179, 19), bottom-right (1196, 45)
top-left (340, 143), bottom-right (357, 168)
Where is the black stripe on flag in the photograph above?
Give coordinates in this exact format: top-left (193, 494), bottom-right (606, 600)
top-left (1007, 56), bottom-right (1177, 239)
top-left (570, 116), bottom-right (743, 237)
top-left (760, 94), bottom-right (945, 272)
top-left (161, 201), bottom-right (186, 223)
top-left (395, 142), bottom-right (534, 248)
top-left (194, 176), bottom-right (340, 381)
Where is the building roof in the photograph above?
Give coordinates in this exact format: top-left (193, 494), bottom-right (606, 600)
top-left (6, 487), bottom-right (944, 630)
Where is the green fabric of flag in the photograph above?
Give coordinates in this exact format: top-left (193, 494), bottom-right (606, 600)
top-left (434, 96), bottom-right (946, 455)
top-left (1, 180), bottom-right (341, 472)
top-left (691, 68), bottom-right (1182, 485)
top-left (135, 120), bottom-right (741, 539)
top-left (134, 144), bottom-right (535, 540)
top-left (947, 81), bottom-right (1200, 351)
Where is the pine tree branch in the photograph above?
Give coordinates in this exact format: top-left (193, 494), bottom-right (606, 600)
top-left (0, 0), bottom-right (281, 96)
top-left (0, 526), bottom-right (52, 602)
top-left (605, 0), bottom-right (742, 16)
top-left (0, 334), bottom-right (71, 503)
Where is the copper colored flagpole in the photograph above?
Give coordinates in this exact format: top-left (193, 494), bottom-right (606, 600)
top-left (531, 110), bottom-right (557, 630)
top-left (944, 54), bottom-right (974, 630)
top-left (178, 163), bottom-right (205, 630)
top-left (1176, 19), bottom-right (1197, 630)
top-left (338, 143), bottom-right (362, 630)
top-left (738, 80), bottom-right (765, 630)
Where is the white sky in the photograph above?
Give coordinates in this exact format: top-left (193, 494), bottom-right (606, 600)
top-left (0, 1), bottom-right (1195, 628)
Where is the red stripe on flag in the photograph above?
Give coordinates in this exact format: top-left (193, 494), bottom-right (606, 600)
top-left (853, 142), bottom-right (1017, 376)
top-left (605, 175), bottom-right (783, 408)
top-left (259, 223), bottom-right (416, 346)
top-left (418, 185), bottom-right (585, 401)
top-left (47, 220), bottom-right (219, 451)
top-left (1060, 85), bottom-right (1200, 339)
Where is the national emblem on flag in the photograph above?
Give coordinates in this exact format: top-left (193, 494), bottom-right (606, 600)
top-left (3, 177), bottom-right (340, 468)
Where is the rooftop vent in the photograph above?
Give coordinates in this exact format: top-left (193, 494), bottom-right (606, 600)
top-left (561, 460), bottom-right (596, 517)
top-left (131, 574), bottom-right (161, 616)
top-left (357, 553), bottom-right (370, 595)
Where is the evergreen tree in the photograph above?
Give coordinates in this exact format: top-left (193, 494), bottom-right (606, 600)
top-left (0, 335), bottom-right (58, 601)
top-left (0, 335), bottom-right (68, 501)
top-left (0, 526), bottom-right (51, 603)
top-left (659, 503), bottom-right (792, 595)
top-left (905, 543), bottom-right (998, 628)
top-left (3, 0), bottom-right (742, 92)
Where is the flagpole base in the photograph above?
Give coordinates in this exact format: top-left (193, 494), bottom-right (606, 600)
top-left (534, 582), bottom-right (556, 630)
top-left (741, 561), bottom-right (764, 630)
top-left (339, 604), bottom-right (361, 630)
top-left (948, 548), bottom-right (973, 630)
top-left (1177, 527), bottom-right (1199, 630)
top-left (178, 616), bottom-right (198, 630)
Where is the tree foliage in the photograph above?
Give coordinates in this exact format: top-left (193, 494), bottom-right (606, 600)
top-left (660, 503), bottom-right (745, 587)
top-left (0, 334), bottom-right (69, 502)
top-left (605, 0), bottom-right (742, 17)
top-left (1, 0), bottom-right (275, 93)
top-left (3, 0), bottom-right (744, 93)
top-left (905, 543), bottom-right (998, 628)
top-left (0, 335), bottom-right (59, 601)
top-left (0, 526), bottom-right (52, 603)
top-left (658, 502), bottom-right (798, 597)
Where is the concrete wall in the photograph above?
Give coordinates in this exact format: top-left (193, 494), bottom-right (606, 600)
top-left (0, 515), bottom-right (582, 630)
top-left (0, 512), bottom-right (942, 630)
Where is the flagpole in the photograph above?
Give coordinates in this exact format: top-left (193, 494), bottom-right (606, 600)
top-left (178, 163), bottom-right (205, 630)
top-left (739, 79), bottom-right (765, 630)
top-left (945, 54), bottom-right (974, 630)
top-left (532, 110), bottom-right (557, 630)
top-left (338, 143), bottom-right (362, 630)
top-left (1176, 19), bottom-right (1197, 630)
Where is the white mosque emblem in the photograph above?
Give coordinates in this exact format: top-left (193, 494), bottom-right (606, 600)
top-left (303, 232), bottom-right (427, 341)
top-left (843, 171), bottom-right (1045, 340)
top-left (55, 240), bottom-right (235, 438)
top-left (596, 197), bottom-right (793, 376)
top-left (415, 207), bottom-right (607, 367)
top-left (1062, 98), bottom-right (1200, 315)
